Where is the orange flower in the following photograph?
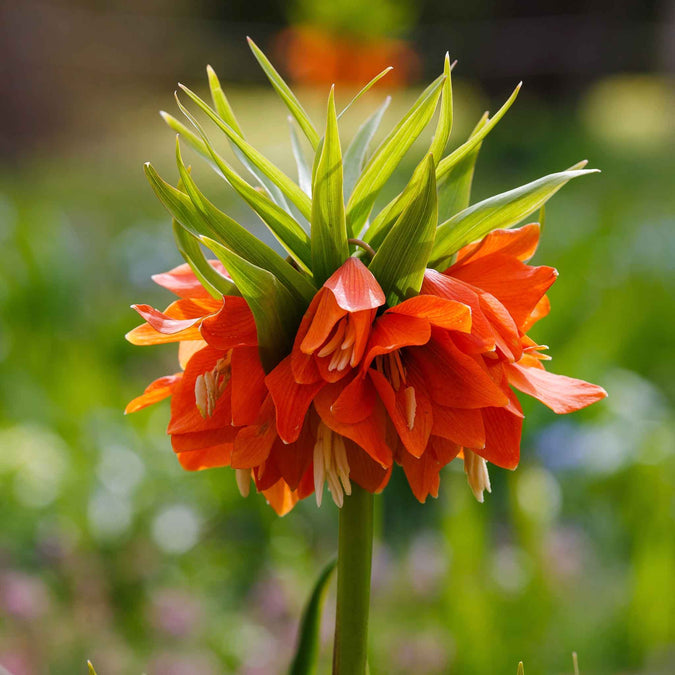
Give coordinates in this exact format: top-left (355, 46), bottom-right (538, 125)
top-left (415, 224), bottom-right (607, 500)
top-left (125, 263), bottom-right (300, 515)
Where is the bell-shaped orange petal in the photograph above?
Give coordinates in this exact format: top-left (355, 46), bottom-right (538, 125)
top-left (200, 296), bottom-right (258, 350)
top-left (262, 479), bottom-right (299, 516)
top-left (431, 405), bottom-right (485, 449)
top-left (125, 374), bottom-right (182, 414)
top-left (521, 294), bottom-right (551, 332)
top-left (411, 331), bottom-right (509, 409)
top-left (152, 260), bottom-right (227, 298)
top-left (344, 439), bottom-right (391, 493)
top-left (506, 362), bottom-right (607, 414)
top-left (176, 444), bottom-right (233, 471)
top-left (363, 313), bottom-right (430, 369)
top-left (330, 373), bottom-right (377, 424)
top-left (230, 346), bottom-right (267, 426)
top-left (266, 356), bottom-right (325, 443)
top-left (323, 257), bottom-right (386, 312)
top-left (479, 396), bottom-right (523, 470)
top-left (455, 223), bottom-right (541, 265)
top-left (389, 295), bottom-right (472, 332)
top-left (231, 396), bottom-right (277, 469)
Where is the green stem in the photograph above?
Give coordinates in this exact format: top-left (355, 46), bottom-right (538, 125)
top-left (332, 484), bottom-right (374, 675)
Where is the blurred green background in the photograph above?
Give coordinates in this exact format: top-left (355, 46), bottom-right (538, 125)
top-left (1, 1), bottom-right (674, 673)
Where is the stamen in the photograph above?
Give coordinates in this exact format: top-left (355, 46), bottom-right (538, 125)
top-left (313, 423), bottom-right (351, 508)
top-left (463, 451), bottom-right (492, 503)
top-left (194, 353), bottom-right (232, 418)
top-left (317, 321), bottom-right (347, 357)
top-left (235, 468), bottom-right (252, 498)
top-left (341, 318), bottom-right (356, 350)
top-left (403, 386), bottom-right (417, 430)
top-left (194, 374), bottom-right (208, 417)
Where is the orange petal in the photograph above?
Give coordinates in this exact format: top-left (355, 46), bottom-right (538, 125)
top-left (431, 405), bottom-right (485, 448)
top-left (398, 445), bottom-right (442, 503)
top-left (176, 444), bottom-right (233, 471)
top-left (200, 296), bottom-right (258, 350)
top-left (125, 373), bottom-right (182, 414)
top-left (324, 257), bottom-right (385, 312)
top-left (430, 436), bottom-right (462, 465)
top-left (344, 439), bottom-right (391, 493)
top-left (300, 290), bottom-right (347, 354)
top-left (368, 367), bottom-right (432, 459)
top-left (411, 332), bottom-right (509, 409)
top-left (422, 271), bottom-right (496, 353)
top-left (231, 396), bottom-right (277, 469)
top-left (521, 294), bottom-right (551, 332)
top-left (449, 254), bottom-right (557, 328)
top-left (363, 313), bottom-right (430, 369)
top-left (271, 422), bottom-right (315, 489)
top-left (454, 223), bottom-right (541, 265)
top-left (476, 291), bottom-right (522, 361)
top-left (262, 479), bottom-right (299, 516)
top-left (314, 382), bottom-right (392, 468)
top-left (266, 356), bottom-right (325, 443)
top-left (230, 346), bottom-right (267, 426)
top-left (152, 260), bottom-right (228, 298)
top-left (506, 362), bottom-right (607, 414)
top-left (479, 400), bottom-right (523, 470)
top-left (330, 373), bottom-right (377, 424)
top-left (179, 340), bottom-right (207, 369)
top-left (171, 427), bottom-right (237, 452)
top-left (389, 295), bottom-right (471, 332)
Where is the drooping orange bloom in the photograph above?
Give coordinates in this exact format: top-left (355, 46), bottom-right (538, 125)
top-left (125, 263), bottom-right (300, 515)
top-left (413, 223), bottom-right (608, 500)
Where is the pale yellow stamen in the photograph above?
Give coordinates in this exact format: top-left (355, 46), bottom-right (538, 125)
top-left (194, 353), bottom-right (232, 418)
top-left (463, 450), bottom-right (492, 502)
top-left (317, 316), bottom-right (357, 372)
top-left (313, 422), bottom-right (351, 508)
top-left (375, 352), bottom-right (417, 430)
top-left (403, 386), bottom-right (417, 430)
top-left (235, 468), bottom-right (252, 498)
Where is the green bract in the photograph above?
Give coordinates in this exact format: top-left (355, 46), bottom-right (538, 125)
top-left (147, 39), bottom-right (597, 372)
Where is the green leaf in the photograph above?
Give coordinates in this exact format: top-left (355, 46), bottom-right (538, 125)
top-left (202, 237), bottom-right (305, 371)
top-left (161, 111), bottom-right (210, 157)
top-left (178, 85), bottom-right (312, 221)
top-left (368, 154), bottom-right (437, 306)
top-left (289, 119), bottom-right (312, 196)
top-left (173, 221), bottom-right (236, 298)
top-left (206, 65), bottom-right (243, 135)
top-left (175, 139), bottom-right (316, 304)
top-left (287, 559), bottom-right (337, 675)
top-left (430, 167), bottom-right (599, 267)
top-left (342, 96), bottom-right (390, 204)
top-left (172, 99), bottom-right (313, 270)
top-left (436, 82), bottom-right (521, 181)
top-left (428, 53), bottom-right (454, 163)
top-left (337, 67), bottom-right (393, 119)
top-left (87, 661), bottom-right (98, 675)
top-left (311, 87), bottom-right (349, 285)
top-left (437, 111), bottom-right (488, 222)
top-left (346, 75), bottom-right (444, 236)
top-left (247, 37), bottom-right (320, 150)
top-left (517, 662), bottom-right (525, 675)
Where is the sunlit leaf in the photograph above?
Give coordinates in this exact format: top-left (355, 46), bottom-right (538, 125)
top-left (343, 96), bottom-right (391, 204)
top-left (311, 87), bottom-right (349, 285)
top-left (346, 75), bottom-right (444, 236)
top-left (369, 154), bottom-right (437, 306)
top-left (161, 111), bottom-right (210, 157)
top-left (172, 98), bottom-right (313, 270)
top-left (178, 85), bottom-right (312, 221)
top-left (87, 662), bottom-right (98, 675)
top-left (247, 37), bottom-right (320, 150)
top-left (430, 167), bottom-right (599, 267)
top-left (287, 558), bottom-right (337, 675)
top-left (337, 67), bottom-right (393, 119)
top-left (206, 64), bottom-right (243, 135)
top-left (436, 82), bottom-right (522, 180)
top-left (428, 53), bottom-right (454, 163)
top-left (175, 139), bottom-right (315, 304)
top-left (202, 237), bottom-right (305, 371)
top-left (289, 119), bottom-right (312, 196)
top-left (437, 111), bottom-right (488, 222)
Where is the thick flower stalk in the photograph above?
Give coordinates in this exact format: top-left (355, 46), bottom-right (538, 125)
top-left (125, 40), bottom-right (606, 673)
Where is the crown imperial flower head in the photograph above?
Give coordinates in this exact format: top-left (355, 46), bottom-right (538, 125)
top-left (126, 40), bottom-right (606, 514)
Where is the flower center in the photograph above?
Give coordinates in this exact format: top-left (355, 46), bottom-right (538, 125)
top-left (375, 352), bottom-right (417, 430)
top-left (313, 422), bottom-right (351, 507)
top-left (194, 352), bottom-right (232, 418)
top-left (316, 315), bottom-right (358, 372)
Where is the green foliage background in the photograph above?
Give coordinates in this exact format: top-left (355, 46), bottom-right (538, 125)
top-left (0, 75), bottom-right (673, 674)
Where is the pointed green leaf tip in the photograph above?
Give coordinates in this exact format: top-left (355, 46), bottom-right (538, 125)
top-left (369, 154), bottom-right (437, 306)
top-left (287, 558), bottom-right (337, 675)
top-left (517, 661), bottom-right (524, 675)
top-left (311, 87), bottom-right (349, 285)
top-left (87, 662), bottom-right (98, 675)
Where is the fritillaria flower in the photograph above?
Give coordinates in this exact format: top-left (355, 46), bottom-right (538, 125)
top-left (124, 41), bottom-right (607, 673)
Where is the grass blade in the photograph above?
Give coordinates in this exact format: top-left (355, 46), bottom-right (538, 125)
top-left (429, 53), bottom-right (454, 163)
top-left (289, 119), bottom-right (312, 196)
top-left (337, 67), bottom-right (393, 119)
